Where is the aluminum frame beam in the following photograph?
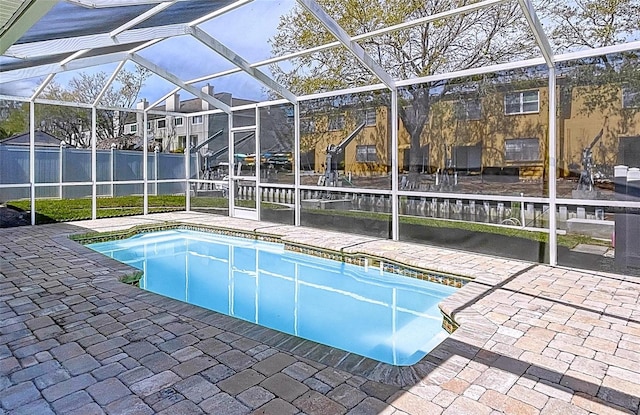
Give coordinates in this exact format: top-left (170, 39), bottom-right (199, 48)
top-left (109, 1), bottom-right (176, 38)
top-left (547, 67), bottom-right (558, 265)
top-left (0, 0), bottom-right (59, 54)
top-left (187, 0), bottom-right (254, 27)
top-left (6, 0), bottom-right (637, 93)
top-left (517, 0), bottom-right (554, 66)
top-left (93, 60), bottom-right (127, 106)
top-left (60, 49), bottom-right (91, 66)
top-left (4, 23), bottom-right (189, 59)
top-left (30, 73), bottom-right (55, 101)
top-left (296, 0), bottom-right (395, 90)
top-left (4, 0), bottom-right (252, 59)
top-left (185, 0), bottom-right (508, 89)
top-left (65, 0), bottom-right (188, 8)
top-left (188, 26), bottom-right (297, 103)
top-left (179, 0), bottom-right (512, 86)
top-left (149, 87), bottom-right (180, 110)
top-left (1, 51), bottom-right (130, 84)
top-left (29, 101), bottom-right (36, 225)
top-left (130, 53), bottom-right (231, 114)
top-left (555, 40), bottom-right (640, 63)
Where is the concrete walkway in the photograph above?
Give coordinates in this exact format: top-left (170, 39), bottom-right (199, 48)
top-left (1, 212), bottom-right (638, 415)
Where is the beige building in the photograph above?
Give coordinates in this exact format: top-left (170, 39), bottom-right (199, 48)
top-left (301, 82), bottom-right (640, 181)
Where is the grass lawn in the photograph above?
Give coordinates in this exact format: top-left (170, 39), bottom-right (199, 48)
top-left (8, 196), bottom-right (224, 223)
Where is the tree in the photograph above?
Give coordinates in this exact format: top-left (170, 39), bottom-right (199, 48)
top-left (546, 0), bottom-right (640, 52)
top-left (38, 66), bottom-right (150, 148)
top-left (270, 0), bottom-right (541, 176)
top-left (0, 101), bottom-right (29, 139)
top-left (547, 0), bottom-right (640, 175)
top-left (271, 0), bottom-right (640, 181)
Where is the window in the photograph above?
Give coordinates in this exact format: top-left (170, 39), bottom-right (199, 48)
top-left (623, 86), bottom-right (640, 109)
top-left (157, 119), bottom-right (166, 129)
top-left (359, 109), bottom-right (376, 126)
top-left (505, 90), bottom-right (539, 115)
top-left (403, 144), bottom-right (430, 173)
top-left (147, 122), bottom-right (152, 130)
top-left (192, 115), bottom-right (203, 124)
top-left (356, 145), bottom-right (377, 162)
top-left (455, 99), bottom-right (482, 120)
top-left (505, 138), bottom-right (539, 161)
top-left (175, 136), bottom-right (198, 151)
top-left (174, 117), bottom-right (183, 126)
top-left (127, 124), bottom-right (137, 133)
top-left (328, 114), bottom-right (345, 131)
top-left (453, 144), bottom-right (482, 170)
top-left (619, 136), bottom-right (640, 166)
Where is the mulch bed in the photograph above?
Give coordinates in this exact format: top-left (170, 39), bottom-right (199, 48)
top-left (0, 206), bottom-right (30, 228)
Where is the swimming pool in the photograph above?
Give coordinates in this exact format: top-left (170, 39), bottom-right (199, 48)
top-left (88, 229), bottom-right (456, 366)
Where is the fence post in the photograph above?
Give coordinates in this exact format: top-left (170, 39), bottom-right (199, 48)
top-left (626, 168), bottom-right (640, 269)
top-left (628, 168), bottom-right (640, 199)
top-left (154, 146), bottom-right (159, 196)
top-left (614, 165), bottom-right (629, 269)
top-left (520, 193), bottom-right (526, 228)
top-left (59, 142), bottom-right (65, 199)
top-left (110, 143), bottom-right (116, 197)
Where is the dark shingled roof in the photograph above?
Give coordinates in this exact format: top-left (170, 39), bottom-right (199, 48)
top-left (0, 131), bottom-right (64, 147)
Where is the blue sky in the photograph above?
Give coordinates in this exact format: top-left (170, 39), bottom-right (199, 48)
top-left (138, 0), bottom-right (297, 103)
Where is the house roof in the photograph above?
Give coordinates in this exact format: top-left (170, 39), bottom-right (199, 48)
top-left (150, 93), bottom-right (255, 114)
top-left (0, 130), bottom-right (64, 147)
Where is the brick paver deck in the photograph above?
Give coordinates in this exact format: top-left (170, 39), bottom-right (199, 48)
top-left (1, 212), bottom-right (638, 414)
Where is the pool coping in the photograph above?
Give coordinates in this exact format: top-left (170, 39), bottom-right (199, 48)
top-left (66, 219), bottom-right (523, 387)
top-left (71, 221), bottom-right (472, 288)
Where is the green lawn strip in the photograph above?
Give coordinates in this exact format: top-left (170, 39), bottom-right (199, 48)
top-left (7, 196), bottom-right (279, 223)
top-left (8, 197), bottom-right (184, 223)
top-left (97, 195), bottom-right (185, 208)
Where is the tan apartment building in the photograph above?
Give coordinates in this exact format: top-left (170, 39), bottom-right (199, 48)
top-left (300, 82), bottom-right (640, 181)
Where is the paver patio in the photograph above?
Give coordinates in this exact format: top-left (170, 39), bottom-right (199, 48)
top-left (1, 212), bottom-right (639, 414)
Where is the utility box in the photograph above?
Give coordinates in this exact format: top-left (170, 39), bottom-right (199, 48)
top-left (615, 165), bottom-right (640, 270)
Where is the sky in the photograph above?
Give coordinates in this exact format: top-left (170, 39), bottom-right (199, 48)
top-left (137, 0), bottom-right (297, 103)
top-left (0, 0), bottom-right (297, 104)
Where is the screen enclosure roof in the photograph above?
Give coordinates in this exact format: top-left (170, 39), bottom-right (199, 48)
top-left (1, 0), bottom-right (639, 110)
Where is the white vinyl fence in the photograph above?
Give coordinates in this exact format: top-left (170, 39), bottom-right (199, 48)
top-left (0, 145), bottom-right (191, 202)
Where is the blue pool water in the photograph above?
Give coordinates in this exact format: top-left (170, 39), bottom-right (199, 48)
top-left (88, 229), bottom-right (456, 366)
